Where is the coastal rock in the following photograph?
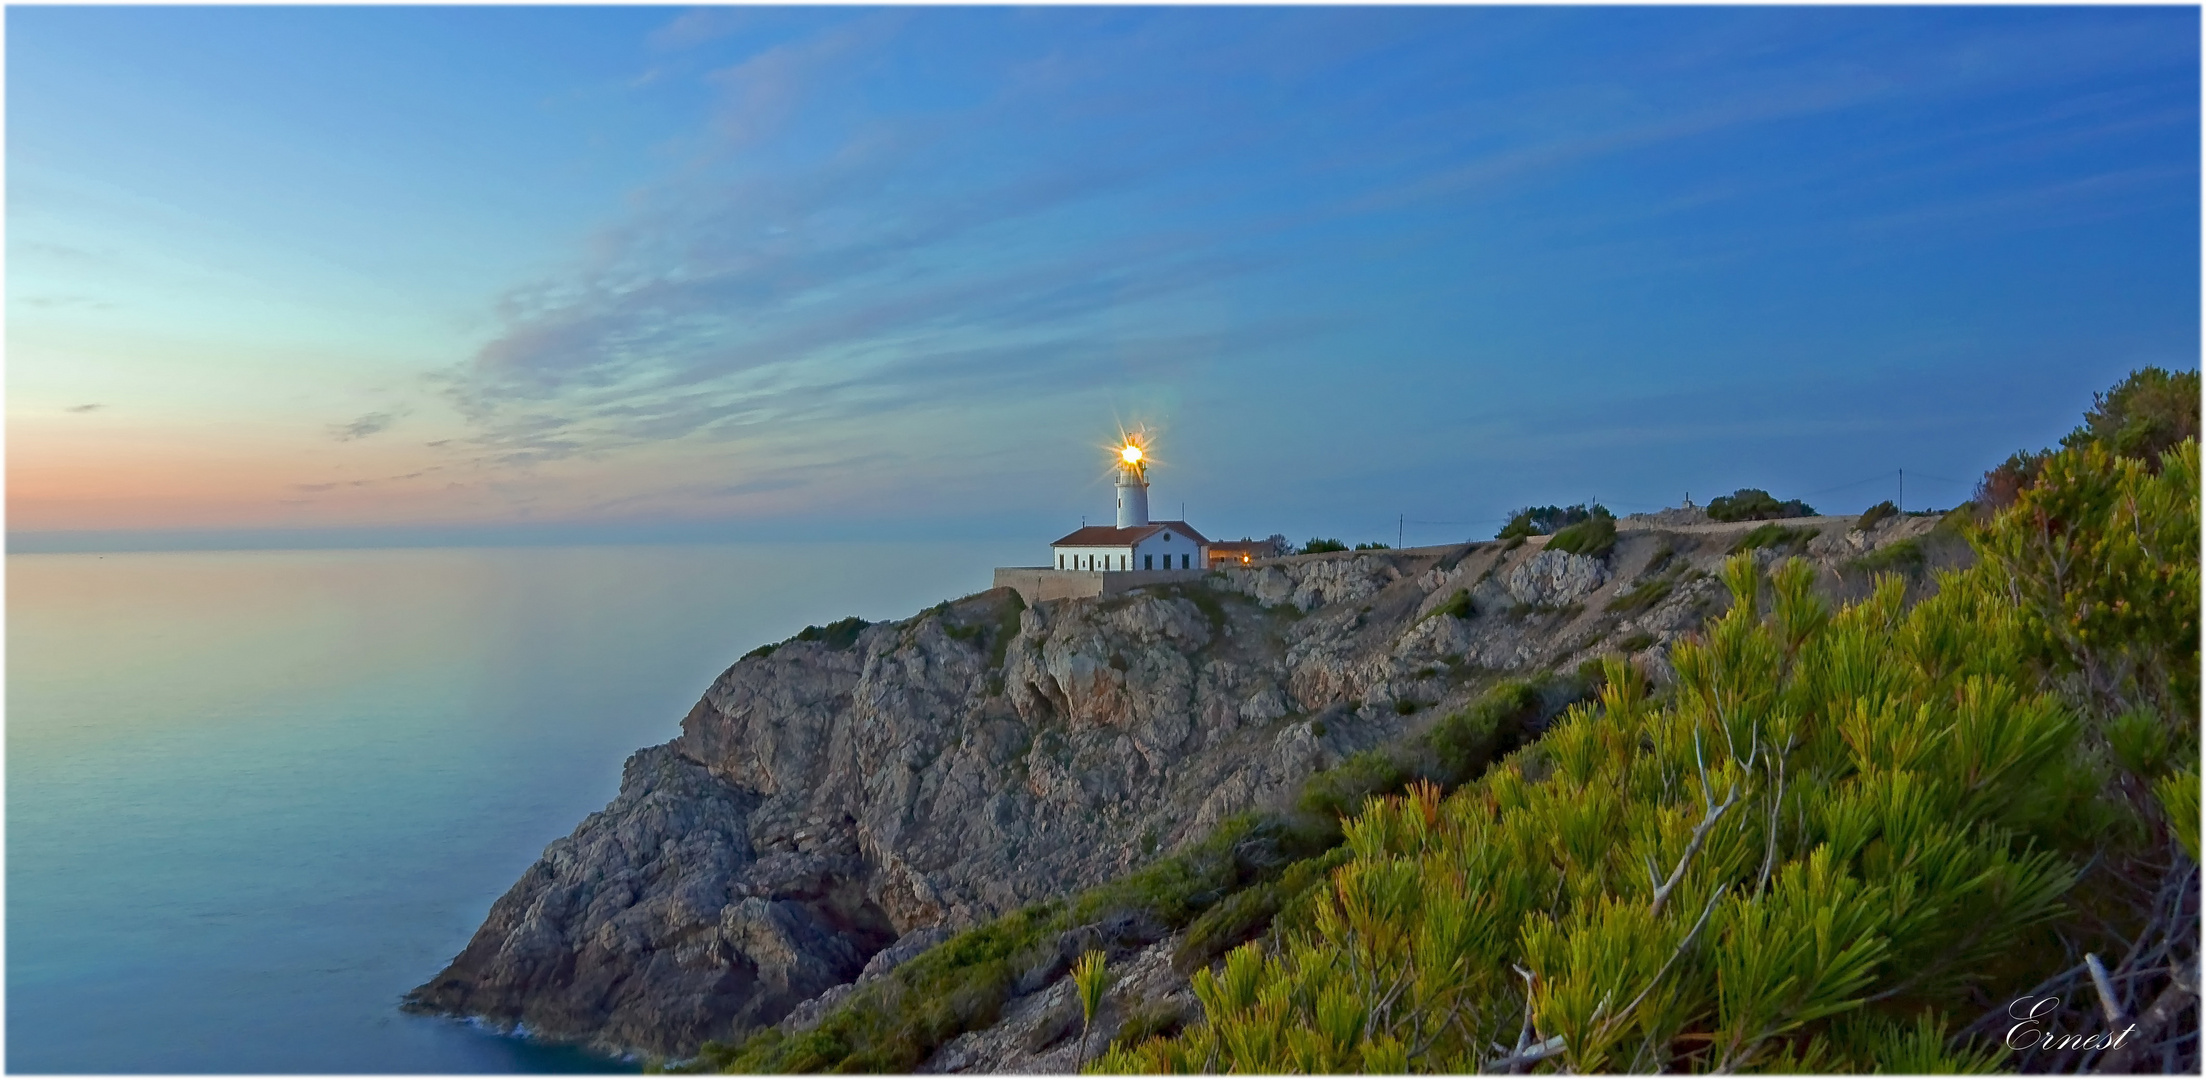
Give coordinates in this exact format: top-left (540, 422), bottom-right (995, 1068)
top-left (408, 519), bottom-right (1969, 1061)
top-left (1502, 548), bottom-right (1609, 608)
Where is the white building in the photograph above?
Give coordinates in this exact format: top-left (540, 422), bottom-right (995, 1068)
top-left (1051, 521), bottom-right (1209, 571)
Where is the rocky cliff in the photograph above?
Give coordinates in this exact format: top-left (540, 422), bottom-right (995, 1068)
top-left (404, 512), bottom-right (1963, 1061)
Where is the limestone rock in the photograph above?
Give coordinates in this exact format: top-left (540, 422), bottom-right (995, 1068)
top-left (408, 524), bottom-right (1972, 1062)
top-left (1502, 548), bottom-right (1609, 608)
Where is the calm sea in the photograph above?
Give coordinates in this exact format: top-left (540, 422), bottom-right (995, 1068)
top-left (6, 542), bottom-right (1029, 1073)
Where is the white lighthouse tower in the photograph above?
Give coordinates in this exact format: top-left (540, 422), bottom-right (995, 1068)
top-left (1115, 444), bottom-right (1150, 528)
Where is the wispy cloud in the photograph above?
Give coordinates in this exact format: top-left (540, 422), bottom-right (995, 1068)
top-left (429, 7), bottom-right (2197, 522)
top-left (64, 403), bottom-right (104, 413)
top-left (330, 411), bottom-right (400, 441)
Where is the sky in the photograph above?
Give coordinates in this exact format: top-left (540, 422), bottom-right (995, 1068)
top-left (7, 5), bottom-right (2200, 553)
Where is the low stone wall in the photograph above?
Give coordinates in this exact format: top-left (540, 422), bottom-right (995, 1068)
top-left (991, 567), bottom-right (1209, 606)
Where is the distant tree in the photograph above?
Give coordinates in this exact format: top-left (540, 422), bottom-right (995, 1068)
top-left (2062, 366), bottom-right (2200, 468)
top-left (1973, 450), bottom-right (2050, 511)
top-left (1353, 541), bottom-right (1391, 550)
top-left (1972, 367), bottom-right (2198, 512)
top-left (1301, 538), bottom-right (1348, 554)
top-left (1496, 503), bottom-right (1609, 540)
top-left (1704, 488), bottom-right (1815, 522)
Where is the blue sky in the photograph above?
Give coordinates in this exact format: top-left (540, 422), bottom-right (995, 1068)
top-left (8, 5), bottom-right (2199, 551)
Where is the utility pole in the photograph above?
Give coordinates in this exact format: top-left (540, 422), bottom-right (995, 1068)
top-left (1898, 469), bottom-right (1903, 514)
top-left (1398, 514), bottom-right (1404, 548)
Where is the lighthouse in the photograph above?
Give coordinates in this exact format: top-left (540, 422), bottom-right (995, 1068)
top-left (1115, 443), bottom-right (1150, 528)
top-left (994, 429), bottom-right (1229, 603)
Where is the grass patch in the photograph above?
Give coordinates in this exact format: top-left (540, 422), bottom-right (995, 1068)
top-left (1854, 500), bottom-right (1898, 532)
top-left (1429, 589), bottom-right (1473, 620)
top-left (1849, 536), bottom-right (1926, 577)
top-left (1614, 630), bottom-right (1657, 653)
top-left (1730, 523), bottom-right (1819, 554)
top-left (1109, 1000), bottom-right (1192, 1055)
top-left (1171, 848), bottom-right (1353, 973)
top-left (1545, 513), bottom-right (1617, 559)
top-left (1606, 575), bottom-right (1673, 615)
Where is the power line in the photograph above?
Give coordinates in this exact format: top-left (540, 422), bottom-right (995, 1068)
top-left (1797, 471), bottom-right (1902, 499)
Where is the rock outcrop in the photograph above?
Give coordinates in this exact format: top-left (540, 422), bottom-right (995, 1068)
top-left (406, 515), bottom-right (1965, 1061)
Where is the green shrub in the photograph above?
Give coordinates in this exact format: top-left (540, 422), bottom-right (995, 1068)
top-left (1296, 749), bottom-right (1407, 821)
top-left (1706, 488), bottom-right (1816, 522)
top-left (1108, 1000), bottom-right (1191, 1056)
top-left (1431, 589), bottom-right (1472, 620)
top-left (1172, 848), bottom-right (1352, 973)
top-left (742, 615), bottom-right (872, 660)
top-left (1353, 542), bottom-right (1391, 551)
top-left (1497, 503), bottom-right (1608, 540)
top-left (1614, 630), bottom-right (1657, 653)
top-left (2061, 365), bottom-right (2200, 468)
top-left (1854, 500), bottom-right (1897, 532)
top-left (1300, 538), bottom-right (1348, 554)
top-left (1546, 512), bottom-right (1617, 559)
top-left (1849, 536), bottom-right (1924, 577)
top-left (1421, 679), bottom-right (1544, 784)
top-left (1100, 423), bottom-right (2202, 1077)
top-left (1730, 523), bottom-right (1818, 554)
top-left (1098, 553), bottom-right (2104, 1074)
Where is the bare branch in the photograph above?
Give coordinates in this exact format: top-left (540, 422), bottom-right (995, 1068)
top-left (1652, 784), bottom-right (1739, 919)
top-left (2086, 953), bottom-right (2129, 1028)
top-left (1483, 1034), bottom-right (1568, 1074)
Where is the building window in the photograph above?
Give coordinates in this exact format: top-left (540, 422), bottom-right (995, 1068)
top-left (1145, 554), bottom-right (1153, 569)
top-left (1058, 554), bottom-right (1064, 569)
top-left (1181, 554), bottom-right (1190, 568)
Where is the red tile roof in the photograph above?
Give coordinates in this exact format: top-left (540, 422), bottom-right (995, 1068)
top-left (1050, 520), bottom-right (1210, 547)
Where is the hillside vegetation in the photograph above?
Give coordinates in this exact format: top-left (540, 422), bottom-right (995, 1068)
top-left (655, 370), bottom-right (2195, 1075)
top-left (1095, 377), bottom-right (2198, 1073)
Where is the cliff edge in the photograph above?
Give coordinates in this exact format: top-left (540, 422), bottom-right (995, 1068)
top-left (404, 513), bottom-right (1961, 1060)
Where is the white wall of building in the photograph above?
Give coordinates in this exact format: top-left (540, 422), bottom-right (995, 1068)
top-left (1053, 528), bottom-right (1204, 571)
top-left (1055, 546), bottom-right (1134, 571)
top-left (1133, 529), bottom-right (1201, 570)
